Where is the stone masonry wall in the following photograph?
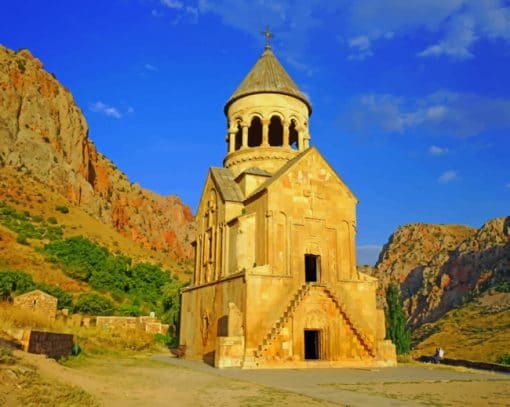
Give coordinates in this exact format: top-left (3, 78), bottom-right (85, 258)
top-left (13, 290), bottom-right (57, 320)
top-left (96, 316), bottom-right (169, 334)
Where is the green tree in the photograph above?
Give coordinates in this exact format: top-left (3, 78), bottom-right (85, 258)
top-left (43, 236), bottom-right (109, 280)
top-left (127, 263), bottom-right (169, 306)
top-left (0, 271), bottom-right (35, 299)
top-left (89, 255), bottom-right (131, 295)
top-left (75, 293), bottom-right (115, 316)
top-left (161, 280), bottom-right (185, 327)
top-left (385, 283), bottom-right (411, 355)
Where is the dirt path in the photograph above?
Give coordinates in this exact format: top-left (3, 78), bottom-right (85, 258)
top-left (16, 351), bottom-right (333, 406)
top-left (12, 350), bottom-right (510, 406)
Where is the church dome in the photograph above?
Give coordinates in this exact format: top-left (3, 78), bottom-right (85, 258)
top-left (224, 46), bottom-right (312, 115)
top-left (223, 43), bottom-right (312, 178)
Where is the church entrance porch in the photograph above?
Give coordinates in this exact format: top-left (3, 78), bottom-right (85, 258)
top-left (304, 329), bottom-right (321, 360)
top-left (305, 254), bottom-right (320, 282)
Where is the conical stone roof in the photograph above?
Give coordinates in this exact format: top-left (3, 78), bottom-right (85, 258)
top-left (224, 46), bottom-right (312, 115)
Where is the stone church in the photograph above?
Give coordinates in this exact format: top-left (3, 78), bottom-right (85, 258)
top-left (179, 41), bottom-right (396, 368)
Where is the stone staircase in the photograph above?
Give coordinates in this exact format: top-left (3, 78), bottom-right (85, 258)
top-left (317, 284), bottom-right (376, 358)
top-left (245, 282), bottom-right (375, 366)
top-left (252, 283), bottom-right (312, 359)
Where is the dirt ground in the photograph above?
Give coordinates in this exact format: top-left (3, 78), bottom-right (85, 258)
top-left (8, 351), bottom-right (333, 406)
top-left (4, 350), bottom-right (510, 406)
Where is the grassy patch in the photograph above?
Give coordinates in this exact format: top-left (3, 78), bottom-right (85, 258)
top-left (0, 302), bottom-right (163, 355)
top-left (412, 293), bottom-right (510, 363)
top-left (0, 201), bottom-right (63, 243)
top-left (0, 345), bottom-right (16, 365)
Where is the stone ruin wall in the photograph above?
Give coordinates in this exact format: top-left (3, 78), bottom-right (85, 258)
top-left (95, 316), bottom-right (170, 335)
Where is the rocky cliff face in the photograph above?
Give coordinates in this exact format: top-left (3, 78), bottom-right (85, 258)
top-left (365, 217), bottom-right (510, 327)
top-left (0, 45), bottom-right (194, 258)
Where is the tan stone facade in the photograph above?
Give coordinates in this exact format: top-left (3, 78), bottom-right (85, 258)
top-left (13, 289), bottom-right (57, 321)
top-left (180, 45), bottom-right (396, 368)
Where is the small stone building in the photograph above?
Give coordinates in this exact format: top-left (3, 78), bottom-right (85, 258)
top-left (179, 42), bottom-right (396, 368)
top-left (13, 289), bottom-right (58, 320)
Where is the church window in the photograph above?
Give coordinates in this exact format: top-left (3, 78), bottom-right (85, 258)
top-left (268, 116), bottom-right (283, 146)
top-left (207, 231), bottom-right (213, 261)
top-left (234, 121), bottom-right (242, 150)
top-left (305, 254), bottom-right (320, 282)
top-left (248, 116), bottom-right (262, 147)
top-left (289, 119), bottom-right (298, 150)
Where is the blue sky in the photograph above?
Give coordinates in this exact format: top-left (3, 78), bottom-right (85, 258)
top-left (2, 0), bottom-right (509, 265)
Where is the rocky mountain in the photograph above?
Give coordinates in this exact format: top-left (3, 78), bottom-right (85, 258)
top-left (0, 45), bottom-right (194, 258)
top-left (364, 217), bottom-right (510, 328)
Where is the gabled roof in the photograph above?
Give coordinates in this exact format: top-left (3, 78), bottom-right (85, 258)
top-left (224, 46), bottom-right (312, 115)
top-left (15, 289), bottom-right (57, 300)
top-left (210, 167), bottom-right (244, 202)
top-left (246, 147), bottom-right (358, 202)
top-left (235, 167), bottom-right (273, 181)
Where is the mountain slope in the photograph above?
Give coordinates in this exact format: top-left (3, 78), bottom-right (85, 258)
top-left (0, 166), bottom-right (192, 285)
top-left (367, 217), bottom-right (509, 326)
top-left (0, 45), bottom-right (194, 258)
top-left (363, 216), bottom-right (510, 361)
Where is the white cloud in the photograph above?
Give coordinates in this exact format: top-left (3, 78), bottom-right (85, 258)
top-left (161, 0), bottom-right (183, 9)
top-left (438, 170), bottom-right (458, 183)
top-left (418, 14), bottom-right (476, 59)
top-left (429, 145), bottom-right (449, 155)
top-left (348, 0), bottom-right (510, 60)
top-left (158, 0), bottom-right (199, 24)
top-left (282, 54), bottom-right (314, 76)
top-left (144, 64), bottom-right (159, 72)
top-left (89, 101), bottom-right (122, 119)
top-left (341, 91), bottom-right (510, 138)
top-left (356, 244), bottom-right (382, 266)
top-left (169, 0), bottom-right (510, 60)
top-left (197, 0), bottom-right (322, 57)
top-left (347, 35), bottom-right (373, 60)
top-left (185, 6), bottom-right (199, 21)
top-left (505, 182), bottom-right (510, 189)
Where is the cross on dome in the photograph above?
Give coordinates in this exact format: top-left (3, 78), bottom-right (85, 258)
top-left (261, 25), bottom-right (273, 49)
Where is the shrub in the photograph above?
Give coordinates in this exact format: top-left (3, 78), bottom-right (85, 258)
top-left (0, 345), bottom-right (16, 365)
top-left (118, 304), bottom-right (141, 316)
top-left (55, 205), bottom-right (69, 214)
top-left (31, 215), bottom-right (43, 223)
top-left (154, 333), bottom-right (176, 348)
top-left (44, 226), bottom-right (63, 241)
top-left (495, 281), bottom-right (510, 293)
top-left (16, 234), bottom-right (29, 245)
top-left (47, 216), bottom-right (58, 225)
top-left (75, 293), bottom-right (115, 316)
top-left (497, 354), bottom-right (510, 365)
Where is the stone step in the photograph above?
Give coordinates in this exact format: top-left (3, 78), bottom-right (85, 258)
top-left (253, 283), bottom-right (310, 359)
